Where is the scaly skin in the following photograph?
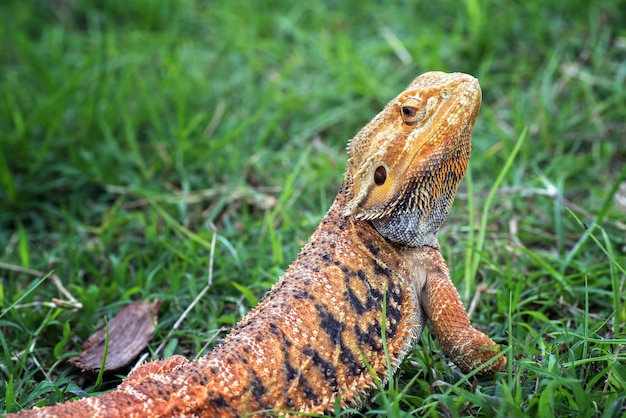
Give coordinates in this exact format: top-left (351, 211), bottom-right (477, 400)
top-left (9, 72), bottom-right (506, 417)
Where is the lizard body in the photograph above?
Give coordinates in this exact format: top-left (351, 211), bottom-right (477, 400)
top-left (9, 71), bottom-right (506, 417)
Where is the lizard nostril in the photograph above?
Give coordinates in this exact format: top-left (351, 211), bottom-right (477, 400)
top-left (374, 166), bottom-right (387, 186)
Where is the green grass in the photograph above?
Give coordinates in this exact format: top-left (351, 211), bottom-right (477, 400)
top-left (1, 0), bottom-right (625, 416)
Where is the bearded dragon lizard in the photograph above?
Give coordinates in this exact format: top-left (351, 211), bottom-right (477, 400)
top-left (9, 71), bottom-right (506, 417)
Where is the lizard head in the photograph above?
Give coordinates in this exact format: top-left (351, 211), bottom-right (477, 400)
top-left (343, 72), bottom-right (481, 248)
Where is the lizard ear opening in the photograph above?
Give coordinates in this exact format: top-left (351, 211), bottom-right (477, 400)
top-left (374, 166), bottom-right (387, 186)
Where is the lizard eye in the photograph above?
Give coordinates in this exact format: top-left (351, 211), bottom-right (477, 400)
top-left (402, 106), bottom-right (417, 118)
top-left (400, 97), bottom-right (425, 125)
top-left (374, 166), bottom-right (387, 186)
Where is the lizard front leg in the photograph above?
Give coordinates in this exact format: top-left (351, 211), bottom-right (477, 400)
top-left (414, 246), bottom-right (506, 375)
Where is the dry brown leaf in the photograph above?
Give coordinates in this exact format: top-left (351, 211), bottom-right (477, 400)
top-left (69, 299), bottom-right (161, 372)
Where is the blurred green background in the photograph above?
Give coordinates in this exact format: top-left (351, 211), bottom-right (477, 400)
top-left (1, 0), bottom-right (625, 416)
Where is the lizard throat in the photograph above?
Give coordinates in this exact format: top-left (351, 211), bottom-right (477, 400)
top-left (365, 165), bottom-right (464, 248)
top-left (370, 211), bottom-right (441, 248)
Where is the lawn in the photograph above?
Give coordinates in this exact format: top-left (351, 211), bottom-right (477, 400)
top-left (1, 1), bottom-right (625, 416)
